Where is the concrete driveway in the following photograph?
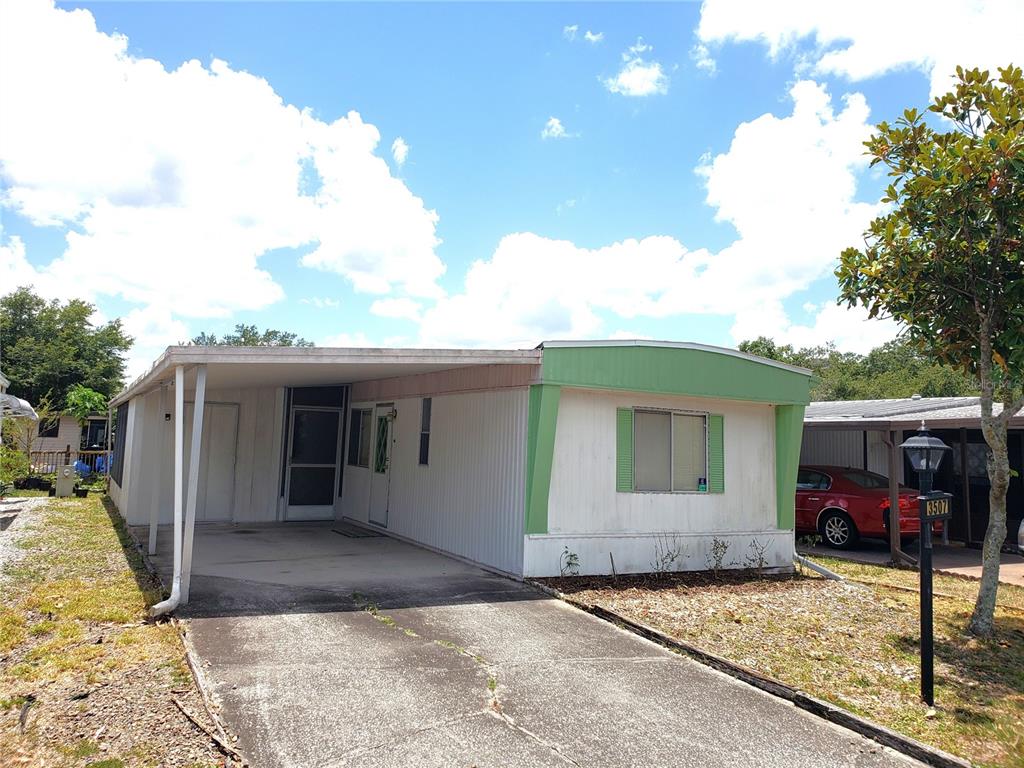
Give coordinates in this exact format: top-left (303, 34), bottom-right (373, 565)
top-left (146, 524), bottom-right (923, 768)
top-left (801, 538), bottom-right (1024, 586)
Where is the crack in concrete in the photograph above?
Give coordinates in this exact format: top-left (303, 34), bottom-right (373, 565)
top-left (321, 710), bottom-right (492, 766)
top-left (349, 595), bottom-right (583, 766)
top-left (486, 708), bottom-right (583, 767)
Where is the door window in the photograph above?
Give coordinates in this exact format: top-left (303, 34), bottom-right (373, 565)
top-left (373, 415), bottom-right (389, 473)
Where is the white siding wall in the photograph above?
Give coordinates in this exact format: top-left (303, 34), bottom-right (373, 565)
top-left (35, 414), bottom-right (82, 453)
top-left (524, 388), bottom-right (790, 577)
top-left (340, 388), bottom-right (528, 575)
top-left (114, 386), bottom-right (285, 526)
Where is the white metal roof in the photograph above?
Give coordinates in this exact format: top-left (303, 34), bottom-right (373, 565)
top-left (805, 396), bottom-right (1023, 430)
top-left (0, 393), bottom-right (38, 420)
top-left (112, 345), bottom-right (543, 406)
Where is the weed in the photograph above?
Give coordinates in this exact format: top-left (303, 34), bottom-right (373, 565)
top-left (650, 534), bottom-right (687, 574)
top-left (704, 537), bottom-right (730, 578)
top-left (559, 546), bottom-right (580, 577)
top-left (743, 538), bottom-right (769, 572)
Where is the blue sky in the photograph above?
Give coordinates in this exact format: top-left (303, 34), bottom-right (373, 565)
top-left (1, 1), bottom-right (1020, 376)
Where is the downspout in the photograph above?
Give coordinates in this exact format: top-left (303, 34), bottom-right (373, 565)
top-left (151, 365), bottom-right (185, 618)
top-left (794, 554), bottom-right (844, 581)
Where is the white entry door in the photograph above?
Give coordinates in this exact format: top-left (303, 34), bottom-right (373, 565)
top-left (368, 404), bottom-right (394, 527)
top-left (183, 402), bottom-right (238, 522)
top-left (285, 407), bottom-right (341, 521)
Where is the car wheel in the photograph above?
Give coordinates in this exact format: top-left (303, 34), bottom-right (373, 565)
top-left (819, 510), bottom-right (859, 549)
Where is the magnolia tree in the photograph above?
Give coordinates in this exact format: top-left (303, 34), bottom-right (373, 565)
top-left (837, 66), bottom-right (1023, 637)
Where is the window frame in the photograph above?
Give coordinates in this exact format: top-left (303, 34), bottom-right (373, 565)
top-left (346, 407), bottom-right (372, 468)
top-left (631, 407), bottom-right (710, 494)
top-left (418, 397), bottom-right (431, 466)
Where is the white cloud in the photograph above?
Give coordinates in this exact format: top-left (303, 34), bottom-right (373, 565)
top-left (604, 37), bottom-right (669, 97)
top-left (419, 80), bottom-right (885, 351)
top-left (584, 30), bottom-right (604, 44)
top-left (370, 297), bottom-right (422, 322)
top-left (121, 305), bottom-right (191, 379)
top-left (690, 43), bottom-right (716, 75)
top-left (300, 297), bottom-right (341, 309)
top-left (391, 137), bottom-right (409, 167)
top-left (697, 0), bottom-right (1024, 98)
top-left (731, 301), bottom-right (898, 353)
top-left (562, 24), bottom-right (578, 41)
top-left (541, 117), bottom-right (576, 140)
top-left (555, 199), bottom-right (577, 215)
top-left (0, 0), bottom-right (444, 330)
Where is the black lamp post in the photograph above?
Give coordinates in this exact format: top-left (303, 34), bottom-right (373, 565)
top-left (900, 422), bottom-right (952, 707)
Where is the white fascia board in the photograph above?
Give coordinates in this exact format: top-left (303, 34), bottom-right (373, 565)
top-left (112, 346), bottom-right (543, 406)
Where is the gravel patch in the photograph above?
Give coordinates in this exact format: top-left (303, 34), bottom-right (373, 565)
top-left (0, 496), bottom-right (47, 587)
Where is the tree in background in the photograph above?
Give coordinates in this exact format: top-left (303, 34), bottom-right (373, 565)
top-left (0, 287), bottom-right (132, 408)
top-left (190, 324), bottom-right (314, 347)
top-left (65, 384), bottom-right (108, 424)
top-left (738, 337), bottom-right (976, 401)
top-left (836, 66), bottom-right (1023, 636)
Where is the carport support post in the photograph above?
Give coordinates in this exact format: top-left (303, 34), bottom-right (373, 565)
top-left (148, 384), bottom-right (168, 555)
top-left (180, 364), bottom-right (207, 605)
top-left (884, 430), bottom-right (915, 567)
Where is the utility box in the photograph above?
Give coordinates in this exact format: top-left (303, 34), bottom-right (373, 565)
top-left (55, 465), bottom-right (77, 498)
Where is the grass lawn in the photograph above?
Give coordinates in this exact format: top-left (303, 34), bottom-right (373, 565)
top-left (0, 494), bottom-right (229, 767)
top-left (544, 558), bottom-right (1024, 768)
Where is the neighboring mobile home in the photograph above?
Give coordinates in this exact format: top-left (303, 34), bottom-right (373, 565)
top-left (108, 341), bottom-right (813, 598)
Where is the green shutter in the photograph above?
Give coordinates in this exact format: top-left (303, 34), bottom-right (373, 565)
top-left (616, 408), bottom-right (634, 492)
top-left (708, 414), bottom-right (725, 493)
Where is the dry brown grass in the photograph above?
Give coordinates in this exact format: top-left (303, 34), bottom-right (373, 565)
top-left (545, 564), bottom-right (1024, 768)
top-left (0, 495), bottom-right (228, 767)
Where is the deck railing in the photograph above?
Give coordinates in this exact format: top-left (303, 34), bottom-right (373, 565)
top-left (29, 449), bottom-right (110, 476)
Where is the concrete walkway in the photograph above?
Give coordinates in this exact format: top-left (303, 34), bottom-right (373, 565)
top-left (802, 539), bottom-right (1024, 587)
top-left (146, 524), bottom-right (923, 768)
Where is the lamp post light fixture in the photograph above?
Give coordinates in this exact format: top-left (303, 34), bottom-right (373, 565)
top-left (900, 422), bottom-right (952, 707)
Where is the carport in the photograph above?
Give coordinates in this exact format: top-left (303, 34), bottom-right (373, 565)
top-left (109, 345), bottom-right (541, 615)
top-left (802, 397), bottom-right (1024, 563)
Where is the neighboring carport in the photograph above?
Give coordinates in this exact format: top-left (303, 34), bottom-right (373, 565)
top-left (803, 397), bottom-right (1024, 563)
top-left (138, 523), bottom-right (923, 768)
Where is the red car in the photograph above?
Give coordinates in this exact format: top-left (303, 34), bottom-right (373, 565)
top-left (795, 465), bottom-right (925, 549)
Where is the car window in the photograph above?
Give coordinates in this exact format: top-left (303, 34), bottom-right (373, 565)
top-left (842, 470), bottom-right (889, 489)
top-left (797, 469), bottom-right (830, 490)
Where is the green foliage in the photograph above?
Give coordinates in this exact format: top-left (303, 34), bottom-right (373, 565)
top-left (64, 384), bottom-right (108, 424)
top-left (738, 337), bottom-right (976, 401)
top-left (190, 323), bottom-right (314, 347)
top-left (833, 65), bottom-right (1024, 636)
top-left (0, 442), bottom-right (30, 486)
top-left (0, 287), bottom-right (132, 408)
top-left (835, 65), bottom-right (1023, 393)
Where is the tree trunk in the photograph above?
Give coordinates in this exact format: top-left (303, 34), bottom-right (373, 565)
top-left (969, 407), bottom-right (1009, 636)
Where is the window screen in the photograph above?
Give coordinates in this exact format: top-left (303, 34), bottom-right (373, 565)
top-left (632, 409), bottom-right (708, 493)
top-left (672, 414), bottom-right (706, 491)
top-left (634, 411), bottom-right (672, 491)
top-left (110, 403), bottom-right (129, 485)
top-left (419, 398), bottom-right (431, 465)
top-left (346, 408), bottom-right (371, 467)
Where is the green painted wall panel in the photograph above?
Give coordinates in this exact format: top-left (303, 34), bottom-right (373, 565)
top-left (524, 384), bottom-right (561, 535)
top-left (615, 408), bottom-right (634, 491)
top-left (541, 345), bottom-right (812, 405)
top-left (707, 414), bottom-right (725, 493)
top-left (774, 404), bottom-right (806, 530)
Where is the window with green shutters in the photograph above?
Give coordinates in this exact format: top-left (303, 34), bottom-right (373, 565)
top-left (616, 407), bottom-right (724, 493)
